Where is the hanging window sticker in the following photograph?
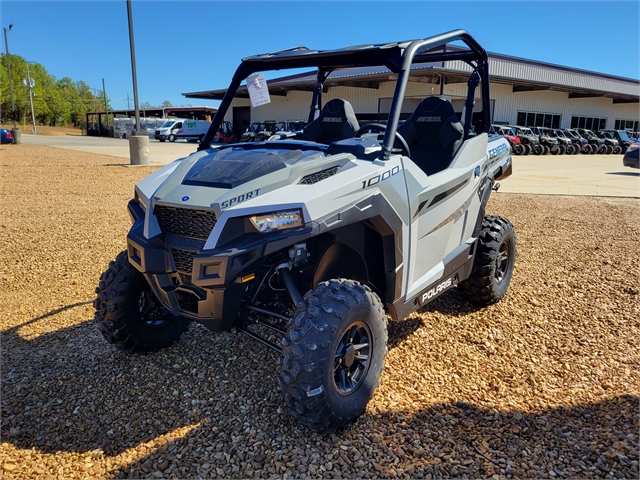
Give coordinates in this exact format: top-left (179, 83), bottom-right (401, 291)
top-left (247, 73), bottom-right (271, 107)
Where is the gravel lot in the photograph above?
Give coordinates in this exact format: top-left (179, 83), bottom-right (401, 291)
top-left (1, 144), bottom-right (638, 479)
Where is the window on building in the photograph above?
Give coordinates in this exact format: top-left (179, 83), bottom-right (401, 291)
top-left (571, 116), bottom-right (607, 130)
top-left (614, 119), bottom-right (639, 132)
top-left (517, 111), bottom-right (561, 128)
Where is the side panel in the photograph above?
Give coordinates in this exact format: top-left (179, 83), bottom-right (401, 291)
top-left (403, 135), bottom-right (488, 299)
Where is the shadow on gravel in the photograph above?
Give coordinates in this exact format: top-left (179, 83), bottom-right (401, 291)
top-left (2, 302), bottom-right (638, 479)
top-left (114, 395), bottom-right (638, 479)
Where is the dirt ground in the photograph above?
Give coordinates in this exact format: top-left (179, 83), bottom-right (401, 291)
top-left (1, 144), bottom-right (639, 479)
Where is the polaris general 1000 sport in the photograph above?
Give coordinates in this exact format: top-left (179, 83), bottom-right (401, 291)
top-left (95, 30), bottom-right (515, 433)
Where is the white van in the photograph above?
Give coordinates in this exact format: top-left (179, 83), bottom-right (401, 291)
top-left (154, 119), bottom-right (184, 142)
top-left (173, 119), bottom-right (211, 143)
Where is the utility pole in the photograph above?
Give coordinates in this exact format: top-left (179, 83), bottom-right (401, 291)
top-left (3, 24), bottom-right (21, 143)
top-left (25, 60), bottom-right (37, 135)
top-left (126, 0), bottom-right (140, 133)
top-left (126, 0), bottom-right (149, 165)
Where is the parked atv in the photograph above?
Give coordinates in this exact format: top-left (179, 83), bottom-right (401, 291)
top-left (510, 126), bottom-right (542, 155)
top-left (492, 125), bottom-right (524, 155)
top-left (554, 129), bottom-right (581, 155)
top-left (602, 130), bottom-right (633, 153)
top-left (595, 131), bottom-right (623, 154)
top-left (563, 129), bottom-right (593, 154)
top-left (577, 128), bottom-right (606, 154)
top-left (537, 127), bottom-right (572, 154)
top-left (240, 122), bottom-right (264, 142)
top-left (94, 30), bottom-right (515, 433)
top-left (531, 127), bottom-right (560, 155)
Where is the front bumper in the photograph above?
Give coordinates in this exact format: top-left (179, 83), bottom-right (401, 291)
top-left (125, 200), bottom-right (248, 331)
top-left (125, 200), bottom-right (311, 331)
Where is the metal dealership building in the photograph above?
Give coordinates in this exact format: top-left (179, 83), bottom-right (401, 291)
top-left (184, 46), bottom-right (639, 132)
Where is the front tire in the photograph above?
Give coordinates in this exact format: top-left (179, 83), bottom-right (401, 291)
top-left (168, 134), bottom-right (176, 142)
top-left (279, 279), bottom-right (388, 433)
top-left (94, 251), bottom-right (190, 353)
top-left (459, 216), bottom-right (516, 305)
top-left (532, 144), bottom-right (543, 155)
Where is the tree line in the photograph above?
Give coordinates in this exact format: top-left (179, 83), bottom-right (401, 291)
top-left (1, 53), bottom-right (111, 128)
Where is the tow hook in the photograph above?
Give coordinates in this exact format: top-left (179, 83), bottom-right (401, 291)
top-left (493, 182), bottom-right (501, 191)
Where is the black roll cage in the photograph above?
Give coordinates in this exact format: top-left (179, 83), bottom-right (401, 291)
top-left (198, 29), bottom-right (490, 161)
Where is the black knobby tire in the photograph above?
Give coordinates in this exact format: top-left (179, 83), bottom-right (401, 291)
top-left (459, 216), bottom-right (516, 305)
top-left (543, 145), bottom-right (551, 155)
top-left (613, 146), bottom-right (622, 155)
top-left (523, 144), bottom-right (531, 155)
top-left (558, 145), bottom-right (566, 155)
top-left (513, 144), bottom-right (524, 155)
top-left (94, 250), bottom-right (189, 353)
top-left (278, 279), bottom-right (388, 433)
top-left (532, 144), bottom-right (543, 155)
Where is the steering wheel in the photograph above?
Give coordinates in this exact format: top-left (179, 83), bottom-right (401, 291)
top-left (354, 123), bottom-right (411, 158)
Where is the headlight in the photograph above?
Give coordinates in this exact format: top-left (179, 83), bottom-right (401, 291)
top-left (250, 209), bottom-right (303, 233)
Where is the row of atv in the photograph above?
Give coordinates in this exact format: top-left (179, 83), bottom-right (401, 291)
top-left (214, 120), bottom-right (306, 144)
top-left (492, 125), bottom-right (634, 155)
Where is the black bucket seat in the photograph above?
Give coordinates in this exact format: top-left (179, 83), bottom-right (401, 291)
top-left (396, 97), bottom-right (463, 175)
top-left (303, 98), bottom-right (359, 145)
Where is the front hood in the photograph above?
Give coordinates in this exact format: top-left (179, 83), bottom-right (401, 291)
top-left (149, 145), bottom-right (355, 217)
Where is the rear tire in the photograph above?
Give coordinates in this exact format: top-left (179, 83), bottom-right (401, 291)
top-left (532, 144), bottom-right (543, 155)
top-left (543, 146), bottom-right (551, 155)
top-left (94, 250), bottom-right (190, 353)
top-left (558, 145), bottom-right (566, 155)
top-left (513, 144), bottom-right (524, 155)
top-left (279, 279), bottom-right (388, 433)
top-left (459, 216), bottom-right (516, 305)
top-left (523, 144), bottom-right (531, 155)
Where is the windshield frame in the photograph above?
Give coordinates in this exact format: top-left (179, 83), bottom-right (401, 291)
top-left (197, 29), bottom-right (490, 160)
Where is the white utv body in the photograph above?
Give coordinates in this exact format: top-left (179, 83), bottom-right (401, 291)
top-left (95, 30), bottom-right (515, 433)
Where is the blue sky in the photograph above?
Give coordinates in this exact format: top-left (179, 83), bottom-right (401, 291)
top-left (1, 1), bottom-right (638, 110)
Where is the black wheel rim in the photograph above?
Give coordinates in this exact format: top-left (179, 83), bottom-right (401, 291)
top-left (333, 321), bottom-right (372, 396)
top-left (138, 290), bottom-right (170, 328)
top-left (495, 239), bottom-right (511, 283)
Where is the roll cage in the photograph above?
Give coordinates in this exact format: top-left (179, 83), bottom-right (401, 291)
top-left (198, 29), bottom-right (491, 161)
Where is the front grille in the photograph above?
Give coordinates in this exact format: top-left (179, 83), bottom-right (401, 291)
top-left (171, 248), bottom-right (195, 274)
top-left (155, 205), bottom-right (217, 241)
top-left (300, 166), bottom-right (340, 185)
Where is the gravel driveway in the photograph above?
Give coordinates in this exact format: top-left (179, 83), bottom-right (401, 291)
top-left (1, 145), bottom-right (638, 479)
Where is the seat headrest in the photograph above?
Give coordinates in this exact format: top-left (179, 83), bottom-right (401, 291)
top-left (304, 98), bottom-right (359, 144)
top-left (409, 97), bottom-right (462, 147)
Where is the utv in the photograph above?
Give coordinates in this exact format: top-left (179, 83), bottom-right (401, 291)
top-left (491, 125), bottom-right (524, 155)
top-left (510, 126), bottom-right (542, 155)
top-left (599, 130), bottom-right (633, 154)
top-left (530, 127), bottom-right (560, 155)
top-left (577, 128), bottom-right (606, 154)
top-left (563, 128), bottom-right (593, 154)
top-left (538, 127), bottom-right (571, 154)
top-left (595, 131), bottom-right (623, 154)
top-left (553, 129), bottom-right (580, 155)
top-left (94, 30), bottom-right (515, 433)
